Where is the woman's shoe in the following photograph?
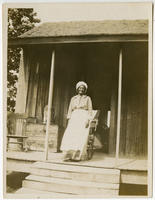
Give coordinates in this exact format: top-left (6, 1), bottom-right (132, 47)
top-left (63, 158), bottom-right (71, 162)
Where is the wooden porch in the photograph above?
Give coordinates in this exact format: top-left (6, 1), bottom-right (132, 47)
top-left (7, 151), bottom-right (147, 183)
top-left (7, 151), bottom-right (147, 169)
top-left (6, 151), bottom-right (147, 198)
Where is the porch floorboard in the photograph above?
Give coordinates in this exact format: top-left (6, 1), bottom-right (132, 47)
top-left (6, 151), bottom-right (147, 171)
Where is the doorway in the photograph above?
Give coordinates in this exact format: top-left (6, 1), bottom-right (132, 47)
top-left (53, 42), bottom-right (120, 153)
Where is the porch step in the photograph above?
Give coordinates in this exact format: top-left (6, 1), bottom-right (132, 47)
top-left (15, 187), bottom-right (76, 198)
top-left (20, 161), bottom-right (120, 196)
top-left (23, 174), bottom-right (119, 195)
top-left (30, 161), bottom-right (120, 183)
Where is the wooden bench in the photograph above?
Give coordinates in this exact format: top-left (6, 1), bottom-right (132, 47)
top-left (7, 135), bottom-right (28, 151)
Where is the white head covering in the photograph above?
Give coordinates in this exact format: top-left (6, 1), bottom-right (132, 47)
top-left (76, 81), bottom-right (88, 90)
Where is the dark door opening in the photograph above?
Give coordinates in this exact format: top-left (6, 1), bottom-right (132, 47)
top-left (54, 43), bottom-right (120, 153)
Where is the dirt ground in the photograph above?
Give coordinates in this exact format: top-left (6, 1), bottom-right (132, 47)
top-left (6, 171), bottom-right (29, 193)
top-left (6, 171), bottom-right (147, 196)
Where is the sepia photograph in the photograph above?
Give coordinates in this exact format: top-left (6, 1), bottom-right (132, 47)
top-left (2, 1), bottom-right (153, 198)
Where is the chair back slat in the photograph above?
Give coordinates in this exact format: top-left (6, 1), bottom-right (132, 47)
top-left (91, 110), bottom-right (100, 120)
top-left (89, 110), bottom-right (100, 131)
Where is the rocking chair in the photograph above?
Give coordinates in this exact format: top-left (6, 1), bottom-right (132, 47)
top-left (87, 110), bottom-right (100, 160)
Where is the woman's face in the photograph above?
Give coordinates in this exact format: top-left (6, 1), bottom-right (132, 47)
top-left (77, 85), bottom-right (86, 95)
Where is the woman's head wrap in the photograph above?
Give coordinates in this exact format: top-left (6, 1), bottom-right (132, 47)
top-left (76, 81), bottom-right (88, 91)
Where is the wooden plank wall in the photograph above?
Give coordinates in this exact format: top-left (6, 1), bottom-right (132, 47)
top-left (35, 48), bottom-right (51, 122)
top-left (25, 46), bottom-right (51, 121)
top-left (26, 49), bottom-right (39, 117)
top-left (15, 48), bottom-right (30, 113)
top-left (119, 42), bottom-right (148, 158)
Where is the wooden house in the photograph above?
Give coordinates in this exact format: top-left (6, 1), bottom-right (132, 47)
top-left (8, 20), bottom-right (148, 159)
top-left (7, 19), bottom-right (150, 197)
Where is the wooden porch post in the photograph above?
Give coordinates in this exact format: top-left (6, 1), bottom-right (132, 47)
top-left (115, 48), bottom-right (122, 167)
top-left (44, 50), bottom-right (55, 160)
top-left (15, 49), bottom-right (28, 113)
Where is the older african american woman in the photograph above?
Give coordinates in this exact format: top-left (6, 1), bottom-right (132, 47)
top-left (60, 81), bottom-right (93, 161)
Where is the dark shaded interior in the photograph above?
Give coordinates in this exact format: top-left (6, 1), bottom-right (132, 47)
top-left (24, 42), bottom-right (148, 158)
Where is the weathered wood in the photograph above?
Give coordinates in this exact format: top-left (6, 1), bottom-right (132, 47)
top-left (120, 170), bottom-right (147, 185)
top-left (115, 49), bottom-right (123, 166)
top-left (35, 52), bottom-right (51, 122)
top-left (7, 135), bottom-right (28, 138)
top-left (20, 49), bottom-right (58, 152)
top-left (23, 48), bottom-right (31, 112)
top-left (7, 112), bottom-right (27, 148)
top-left (30, 167), bottom-right (119, 184)
top-left (109, 87), bottom-right (117, 154)
top-left (26, 54), bottom-right (40, 117)
top-left (8, 34), bottom-right (148, 47)
top-left (148, 18), bottom-right (152, 198)
top-left (119, 78), bottom-right (127, 156)
top-left (30, 161), bottom-right (120, 184)
top-left (22, 42), bottom-right (148, 158)
top-left (26, 174), bottom-right (119, 190)
top-left (15, 187), bottom-right (76, 198)
top-left (15, 49), bottom-right (28, 113)
top-left (32, 63), bottom-right (40, 115)
top-left (15, 49), bottom-right (24, 113)
top-left (7, 158), bottom-right (34, 173)
top-left (23, 175), bottom-right (119, 195)
top-left (26, 123), bottom-right (58, 135)
top-left (23, 180), bottom-right (118, 196)
top-left (120, 43), bottom-right (148, 157)
top-left (25, 124), bottom-right (58, 152)
top-left (32, 161), bottom-right (120, 175)
top-left (26, 137), bottom-right (57, 152)
top-left (45, 50), bottom-right (55, 160)
top-left (7, 135), bottom-right (28, 151)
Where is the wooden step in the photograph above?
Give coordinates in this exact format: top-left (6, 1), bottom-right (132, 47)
top-left (16, 187), bottom-right (116, 198)
top-left (15, 187), bottom-right (76, 198)
top-left (23, 175), bottom-right (119, 195)
top-left (33, 161), bottom-right (120, 175)
top-left (30, 161), bottom-right (120, 183)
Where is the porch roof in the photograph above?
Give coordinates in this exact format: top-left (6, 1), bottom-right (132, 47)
top-left (19, 20), bottom-right (148, 38)
top-left (9, 20), bottom-right (148, 46)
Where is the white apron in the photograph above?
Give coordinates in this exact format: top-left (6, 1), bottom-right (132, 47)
top-left (60, 109), bottom-right (90, 160)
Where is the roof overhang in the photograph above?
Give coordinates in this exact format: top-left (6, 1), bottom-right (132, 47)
top-left (8, 34), bottom-right (148, 47)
